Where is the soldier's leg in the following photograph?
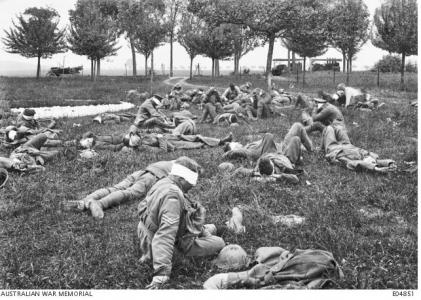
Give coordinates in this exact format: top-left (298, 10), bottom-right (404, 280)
top-left (42, 139), bottom-right (64, 147)
top-left (321, 126), bottom-right (338, 152)
top-left (183, 235), bottom-right (225, 257)
top-left (305, 121), bottom-right (325, 134)
top-left (283, 123), bottom-right (313, 151)
top-left (98, 172), bottom-right (157, 210)
top-left (83, 170), bottom-right (144, 203)
top-left (200, 104), bottom-right (211, 122)
top-left (22, 133), bottom-right (48, 150)
top-left (282, 136), bottom-right (302, 165)
top-left (332, 122), bottom-right (351, 144)
top-left (257, 133), bottom-right (278, 156)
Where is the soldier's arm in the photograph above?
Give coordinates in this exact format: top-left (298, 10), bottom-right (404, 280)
top-left (152, 198), bottom-right (181, 277)
top-left (312, 107), bottom-right (333, 123)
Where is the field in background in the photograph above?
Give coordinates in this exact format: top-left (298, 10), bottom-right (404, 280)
top-left (0, 76), bottom-right (170, 108)
top-left (189, 71), bottom-right (418, 96)
top-left (0, 75), bottom-right (417, 289)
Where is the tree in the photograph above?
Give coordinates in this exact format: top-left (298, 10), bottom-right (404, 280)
top-left (283, 0), bottom-right (331, 86)
top-left (373, 54), bottom-right (417, 73)
top-left (68, 0), bottom-right (120, 80)
top-left (232, 25), bottom-right (260, 75)
top-left (196, 23), bottom-right (237, 77)
top-left (132, 0), bottom-right (168, 77)
top-left (372, 0), bottom-right (418, 89)
top-left (177, 13), bottom-right (205, 79)
top-left (3, 7), bottom-right (66, 79)
top-left (329, 0), bottom-right (370, 81)
top-left (188, 0), bottom-right (297, 76)
top-left (117, 0), bottom-right (144, 77)
top-left (165, 0), bottom-right (185, 77)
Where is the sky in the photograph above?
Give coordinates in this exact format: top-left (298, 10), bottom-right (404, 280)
top-left (0, 0), bottom-right (418, 76)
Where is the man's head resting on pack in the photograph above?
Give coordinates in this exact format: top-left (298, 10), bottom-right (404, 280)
top-left (258, 157), bottom-right (275, 176)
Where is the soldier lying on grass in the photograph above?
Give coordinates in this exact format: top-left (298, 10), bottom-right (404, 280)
top-left (137, 157), bottom-right (225, 289)
top-left (321, 123), bottom-right (397, 173)
top-left (222, 123), bottom-right (313, 183)
top-left (67, 157), bottom-right (196, 219)
top-left (123, 131), bottom-right (233, 152)
top-left (0, 132), bottom-right (75, 173)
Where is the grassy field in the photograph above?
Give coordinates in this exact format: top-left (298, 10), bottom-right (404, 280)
top-left (0, 75), bottom-right (417, 289)
top-left (0, 76), bottom-right (170, 108)
top-left (189, 71), bottom-right (418, 99)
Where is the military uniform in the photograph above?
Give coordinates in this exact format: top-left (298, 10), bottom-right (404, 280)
top-left (222, 86), bottom-right (241, 102)
top-left (201, 90), bottom-right (224, 123)
top-left (224, 123), bottom-right (312, 162)
top-left (82, 161), bottom-right (174, 212)
top-left (137, 176), bottom-right (225, 277)
top-left (304, 102), bottom-right (347, 137)
top-left (172, 119), bottom-right (197, 136)
top-left (134, 98), bottom-right (172, 130)
top-left (322, 125), bottom-right (396, 172)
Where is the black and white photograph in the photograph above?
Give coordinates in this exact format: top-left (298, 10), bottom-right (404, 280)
top-left (0, 0), bottom-right (418, 297)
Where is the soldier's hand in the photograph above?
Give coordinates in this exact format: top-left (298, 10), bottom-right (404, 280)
top-left (146, 276), bottom-right (169, 289)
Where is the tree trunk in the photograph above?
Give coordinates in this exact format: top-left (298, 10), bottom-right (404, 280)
top-left (130, 39), bottom-right (137, 77)
top-left (97, 59), bottom-right (101, 77)
top-left (265, 34), bottom-right (275, 76)
top-left (342, 52), bottom-right (346, 73)
top-left (151, 51), bottom-right (154, 76)
top-left (145, 55), bottom-right (148, 77)
top-left (346, 58), bottom-right (350, 85)
top-left (91, 59), bottom-right (94, 81)
top-left (287, 49), bottom-right (291, 73)
top-left (292, 51), bottom-right (296, 72)
top-left (302, 57), bottom-right (306, 87)
top-left (215, 59), bottom-right (219, 77)
top-left (170, 33), bottom-right (174, 77)
top-left (150, 51), bottom-right (154, 94)
top-left (348, 56), bottom-right (352, 73)
top-left (189, 56), bottom-right (194, 80)
top-left (212, 58), bottom-right (215, 78)
top-left (234, 51), bottom-right (238, 76)
top-left (36, 55), bottom-right (41, 79)
top-left (400, 52), bottom-right (406, 90)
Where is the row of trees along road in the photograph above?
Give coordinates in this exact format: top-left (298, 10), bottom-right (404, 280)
top-left (2, 0), bottom-right (418, 88)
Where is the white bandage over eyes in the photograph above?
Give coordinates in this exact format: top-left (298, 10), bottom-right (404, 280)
top-left (8, 130), bottom-right (17, 141)
top-left (170, 163), bottom-right (198, 186)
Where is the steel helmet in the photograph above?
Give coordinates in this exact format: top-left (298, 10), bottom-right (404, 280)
top-left (213, 244), bottom-right (249, 271)
top-left (218, 162), bottom-right (235, 173)
top-left (0, 168), bottom-right (8, 188)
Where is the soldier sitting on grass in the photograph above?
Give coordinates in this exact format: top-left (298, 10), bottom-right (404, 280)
top-left (137, 157), bottom-right (225, 289)
top-left (132, 95), bottom-right (175, 131)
